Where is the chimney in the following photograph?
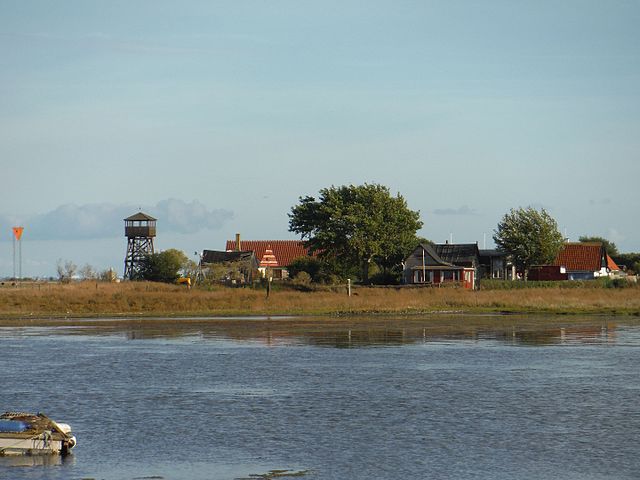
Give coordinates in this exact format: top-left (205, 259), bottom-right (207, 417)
top-left (235, 233), bottom-right (241, 251)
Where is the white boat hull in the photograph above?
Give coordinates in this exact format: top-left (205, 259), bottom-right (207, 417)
top-left (0, 412), bottom-right (76, 456)
top-left (0, 434), bottom-right (66, 455)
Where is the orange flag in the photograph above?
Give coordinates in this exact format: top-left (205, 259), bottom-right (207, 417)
top-left (12, 227), bottom-right (24, 241)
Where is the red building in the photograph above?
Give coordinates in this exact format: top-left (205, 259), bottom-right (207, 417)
top-left (226, 236), bottom-right (313, 279)
top-left (553, 242), bottom-right (619, 280)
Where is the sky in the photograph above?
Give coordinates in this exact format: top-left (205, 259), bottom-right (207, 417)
top-left (1, 0), bottom-right (639, 278)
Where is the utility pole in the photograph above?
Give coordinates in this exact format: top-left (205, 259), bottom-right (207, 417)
top-left (12, 227), bottom-right (24, 280)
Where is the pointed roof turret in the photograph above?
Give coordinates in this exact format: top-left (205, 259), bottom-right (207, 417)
top-left (124, 212), bottom-right (156, 222)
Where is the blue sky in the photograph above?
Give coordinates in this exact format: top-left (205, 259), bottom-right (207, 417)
top-left (1, 1), bottom-right (639, 277)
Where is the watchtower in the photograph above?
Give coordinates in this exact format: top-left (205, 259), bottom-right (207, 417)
top-left (124, 212), bottom-right (156, 280)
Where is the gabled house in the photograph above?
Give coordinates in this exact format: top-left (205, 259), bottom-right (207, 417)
top-left (226, 236), bottom-right (313, 279)
top-left (479, 249), bottom-right (515, 280)
top-left (403, 242), bottom-right (480, 289)
top-left (553, 242), bottom-right (614, 280)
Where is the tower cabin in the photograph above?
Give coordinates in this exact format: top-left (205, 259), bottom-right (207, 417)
top-left (124, 212), bottom-right (157, 280)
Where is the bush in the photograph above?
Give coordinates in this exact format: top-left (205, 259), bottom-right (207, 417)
top-left (292, 271), bottom-right (312, 286)
top-left (369, 270), bottom-right (402, 285)
top-left (287, 256), bottom-right (343, 284)
top-left (480, 278), bottom-right (637, 290)
top-left (600, 277), bottom-right (636, 289)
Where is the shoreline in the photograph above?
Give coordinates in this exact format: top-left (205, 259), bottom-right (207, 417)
top-left (1, 280), bottom-right (639, 322)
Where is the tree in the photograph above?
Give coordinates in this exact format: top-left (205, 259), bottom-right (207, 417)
top-left (79, 263), bottom-right (97, 280)
top-left (99, 268), bottom-right (118, 282)
top-left (493, 207), bottom-right (564, 279)
top-left (135, 249), bottom-right (190, 283)
top-left (289, 183), bottom-right (423, 283)
top-left (287, 256), bottom-right (339, 284)
top-left (612, 252), bottom-right (640, 274)
top-left (287, 256), bottom-right (323, 283)
top-left (56, 259), bottom-right (77, 283)
top-left (579, 236), bottom-right (619, 256)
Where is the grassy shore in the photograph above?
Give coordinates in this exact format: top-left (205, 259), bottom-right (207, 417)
top-left (1, 280), bottom-right (639, 319)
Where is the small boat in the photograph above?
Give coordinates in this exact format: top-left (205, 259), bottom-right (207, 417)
top-left (0, 412), bottom-right (76, 456)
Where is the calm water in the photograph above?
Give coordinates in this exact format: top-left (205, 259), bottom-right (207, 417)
top-left (1, 315), bottom-right (639, 480)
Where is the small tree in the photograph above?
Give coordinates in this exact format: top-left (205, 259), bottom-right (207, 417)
top-left (99, 268), bottom-right (118, 282)
top-left (79, 263), bottom-right (97, 280)
top-left (287, 257), bottom-right (322, 282)
top-left (56, 259), bottom-right (77, 283)
top-left (493, 207), bottom-right (564, 279)
top-left (135, 249), bottom-right (189, 283)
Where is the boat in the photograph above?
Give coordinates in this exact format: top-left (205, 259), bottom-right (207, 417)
top-left (0, 412), bottom-right (76, 456)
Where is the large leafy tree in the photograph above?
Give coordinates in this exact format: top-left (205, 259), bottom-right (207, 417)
top-left (288, 183), bottom-right (423, 283)
top-left (135, 249), bottom-right (190, 283)
top-left (579, 236), bottom-right (619, 256)
top-left (493, 207), bottom-right (564, 278)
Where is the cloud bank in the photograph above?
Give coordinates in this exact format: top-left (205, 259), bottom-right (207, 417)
top-left (432, 205), bottom-right (478, 216)
top-left (0, 199), bottom-right (233, 241)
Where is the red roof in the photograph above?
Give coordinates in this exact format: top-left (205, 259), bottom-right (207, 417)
top-left (607, 255), bottom-right (621, 271)
top-left (225, 240), bottom-right (312, 268)
top-left (554, 243), bottom-right (605, 272)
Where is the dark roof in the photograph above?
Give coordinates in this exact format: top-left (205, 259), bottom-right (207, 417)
top-left (124, 212), bottom-right (156, 221)
top-left (434, 243), bottom-right (479, 265)
top-left (411, 243), bottom-right (458, 268)
top-left (479, 249), bottom-right (506, 257)
top-left (201, 250), bottom-right (255, 264)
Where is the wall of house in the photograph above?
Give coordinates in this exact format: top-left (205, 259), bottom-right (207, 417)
top-left (463, 268), bottom-right (474, 289)
top-left (410, 269), bottom-right (476, 288)
top-left (528, 266), bottom-right (568, 281)
top-left (568, 271), bottom-right (597, 281)
top-left (403, 248), bottom-right (427, 283)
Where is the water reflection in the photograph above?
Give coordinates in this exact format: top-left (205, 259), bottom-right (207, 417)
top-left (0, 454), bottom-right (75, 468)
top-left (0, 315), bottom-right (631, 347)
top-left (2, 315), bottom-right (639, 480)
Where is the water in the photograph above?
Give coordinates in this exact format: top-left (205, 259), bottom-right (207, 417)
top-left (1, 315), bottom-right (639, 479)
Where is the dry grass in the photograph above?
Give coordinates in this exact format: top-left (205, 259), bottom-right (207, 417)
top-left (1, 281), bottom-right (639, 319)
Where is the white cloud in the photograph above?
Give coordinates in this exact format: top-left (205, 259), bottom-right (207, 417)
top-left (156, 198), bottom-right (233, 234)
top-left (432, 205), bottom-right (479, 216)
top-left (0, 199), bottom-right (233, 241)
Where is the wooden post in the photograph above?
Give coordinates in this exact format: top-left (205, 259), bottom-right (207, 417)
top-left (347, 278), bottom-right (351, 297)
top-left (266, 276), bottom-right (272, 298)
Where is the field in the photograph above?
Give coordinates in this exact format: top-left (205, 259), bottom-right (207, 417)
top-left (1, 280), bottom-right (639, 319)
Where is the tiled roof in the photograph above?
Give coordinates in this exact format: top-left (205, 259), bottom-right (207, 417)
top-left (225, 240), bottom-right (312, 268)
top-left (554, 243), bottom-right (605, 272)
top-left (607, 255), bottom-right (621, 271)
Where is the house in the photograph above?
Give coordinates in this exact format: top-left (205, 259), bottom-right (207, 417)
top-left (479, 249), bottom-right (515, 280)
top-left (403, 242), bottom-right (480, 289)
top-left (225, 236), bottom-right (313, 279)
top-left (200, 250), bottom-right (259, 284)
top-left (553, 242), bottom-right (617, 280)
